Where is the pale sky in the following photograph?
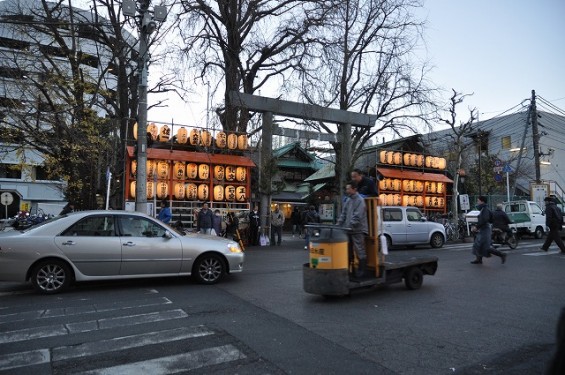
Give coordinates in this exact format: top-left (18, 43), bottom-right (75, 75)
top-left (146, 0), bottom-right (565, 130)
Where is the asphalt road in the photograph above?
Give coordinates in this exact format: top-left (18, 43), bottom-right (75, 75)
top-left (0, 234), bottom-right (563, 374)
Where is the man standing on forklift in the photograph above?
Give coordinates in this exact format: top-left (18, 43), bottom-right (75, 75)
top-left (337, 180), bottom-right (369, 279)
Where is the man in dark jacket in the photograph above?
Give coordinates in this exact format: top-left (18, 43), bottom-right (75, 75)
top-left (471, 196), bottom-right (507, 264)
top-left (492, 203), bottom-right (512, 239)
top-left (196, 203), bottom-right (213, 235)
top-left (248, 204), bottom-right (260, 246)
top-left (540, 197), bottom-right (565, 253)
top-left (351, 169), bottom-right (377, 197)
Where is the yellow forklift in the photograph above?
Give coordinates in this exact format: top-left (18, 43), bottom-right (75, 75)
top-left (303, 197), bottom-right (438, 297)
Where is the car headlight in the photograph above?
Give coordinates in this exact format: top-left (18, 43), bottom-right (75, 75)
top-left (227, 242), bottom-right (243, 253)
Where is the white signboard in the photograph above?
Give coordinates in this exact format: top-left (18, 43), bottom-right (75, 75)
top-left (459, 194), bottom-right (470, 211)
top-left (1, 192), bottom-right (13, 206)
top-left (319, 203), bottom-right (334, 222)
top-left (530, 183), bottom-right (550, 208)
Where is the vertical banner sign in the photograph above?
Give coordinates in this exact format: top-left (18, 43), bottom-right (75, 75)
top-left (530, 183), bottom-right (550, 208)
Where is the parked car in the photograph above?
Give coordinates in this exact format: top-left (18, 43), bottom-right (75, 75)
top-left (379, 206), bottom-right (446, 249)
top-left (502, 200), bottom-right (547, 239)
top-left (0, 210), bottom-right (245, 294)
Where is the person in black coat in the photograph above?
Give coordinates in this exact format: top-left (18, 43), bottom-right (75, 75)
top-left (470, 196), bottom-right (506, 265)
top-left (248, 204), bottom-right (260, 246)
top-left (540, 197), bottom-right (565, 253)
top-left (492, 203), bottom-right (512, 238)
top-left (351, 169), bottom-right (377, 197)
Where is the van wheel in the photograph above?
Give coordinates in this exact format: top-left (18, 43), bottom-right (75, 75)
top-left (534, 226), bottom-right (544, 239)
top-left (430, 233), bottom-right (444, 248)
top-left (404, 267), bottom-right (423, 290)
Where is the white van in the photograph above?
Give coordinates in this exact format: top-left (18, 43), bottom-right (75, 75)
top-left (379, 206), bottom-right (446, 249)
top-left (502, 200), bottom-right (547, 239)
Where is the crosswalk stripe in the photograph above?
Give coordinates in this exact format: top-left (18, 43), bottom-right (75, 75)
top-left (52, 326), bottom-right (214, 362)
top-left (0, 309), bottom-right (188, 344)
top-left (523, 250), bottom-right (561, 256)
top-left (0, 349), bottom-right (50, 371)
top-left (75, 344), bottom-right (246, 375)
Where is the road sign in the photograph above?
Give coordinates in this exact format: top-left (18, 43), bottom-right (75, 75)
top-left (502, 164), bottom-right (512, 173)
top-left (493, 166), bottom-right (503, 173)
top-left (494, 174), bottom-right (503, 183)
top-left (494, 159), bottom-right (502, 167)
top-left (1, 192), bottom-right (13, 206)
top-left (459, 194), bottom-right (470, 211)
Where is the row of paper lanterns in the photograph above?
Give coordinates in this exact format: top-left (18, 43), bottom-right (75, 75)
top-left (130, 181), bottom-right (247, 202)
top-left (379, 194), bottom-right (445, 208)
top-left (131, 160), bottom-right (247, 182)
top-left (133, 123), bottom-right (248, 150)
top-left (378, 179), bottom-right (446, 194)
top-left (379, 151), bottom-right (447, 170)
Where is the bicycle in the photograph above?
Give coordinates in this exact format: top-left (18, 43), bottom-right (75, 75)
top-left (444, 221), bottom-right (459, 241)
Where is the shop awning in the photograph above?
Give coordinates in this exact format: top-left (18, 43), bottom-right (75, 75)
top-left (377, 167), bottom-right (453, 183)
top-left (126, 146), bottom-right (255, 167)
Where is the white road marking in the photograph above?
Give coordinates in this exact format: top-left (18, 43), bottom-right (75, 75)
top-left (523, 250), bottom-right (561, 256)
top-left (53, 326), bottom-right (214, 361)
top-left (0, 349), bottom-right (50, 371)
top-left (75, 344), bottom-right (246, 375)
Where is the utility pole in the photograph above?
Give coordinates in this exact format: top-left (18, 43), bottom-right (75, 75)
top-left (530, 89), bottom-right (541, 182)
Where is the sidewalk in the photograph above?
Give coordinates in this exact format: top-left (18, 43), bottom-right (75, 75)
top-left (244, 233), bottom-right (307, 251)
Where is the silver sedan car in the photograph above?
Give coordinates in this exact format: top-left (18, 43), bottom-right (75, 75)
top-left (0, 210), bottom-right (244, 294)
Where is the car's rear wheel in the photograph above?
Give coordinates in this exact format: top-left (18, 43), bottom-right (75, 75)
top-left (31, 260), bottom-right (72, 294)
top-left (430, 232), bottom-right (444, 248)
top-left (193, 254), bottom-right (225, 284)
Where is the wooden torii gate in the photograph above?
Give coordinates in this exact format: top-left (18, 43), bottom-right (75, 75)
top-left (229, 91), bottom-right (377, 234)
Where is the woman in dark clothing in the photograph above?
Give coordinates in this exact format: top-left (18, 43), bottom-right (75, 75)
top-left (471, 196), bottom-right (507, 265)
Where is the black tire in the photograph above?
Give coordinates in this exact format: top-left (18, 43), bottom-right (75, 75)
top-left (30, 260), bottom-right (72, 294)
top-left (507, 234), bottom-right (518, 249)
top-left (430, 232), bottom-right (444, 248)
top-left (534, 226), bottom-right (544, 239)
top-left (404, 267), bottom-right (423, 290)
top-left (192, 254), bottom-right (225, 284)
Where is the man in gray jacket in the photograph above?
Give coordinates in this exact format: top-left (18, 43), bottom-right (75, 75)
top-left (337, 180), bottom-right (369, 278)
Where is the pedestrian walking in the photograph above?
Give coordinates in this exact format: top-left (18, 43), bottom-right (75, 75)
top-left (196, 203), bottom-right (213, 234)
top-left (470, 196), bottom-right (507, 265)
top-left (540, 196), bottom-right (565, 253)
top-left (157, 200), bottom-right (172, 224)
top-left (291, 207), bottom-right (302, 237)
top-left (248, 204), bottom-right (260, 246)
top-left (212, 209), bottom-right (222, 236)
top-left (270, 205), bottom-right (285, 246)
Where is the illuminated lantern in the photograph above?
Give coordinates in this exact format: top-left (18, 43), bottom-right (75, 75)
top-left (130, 181), bottom-right (136, 199)
top-left (225, 185), bottom-right (236, 201)
top-left (189, 129), bottom-right (201, 146)
top-left (198, 164), bottom-right (209, 180)
top-left (425, 156), bottom-right (432, 168)
top-left (378, 194), bottom-right (387, 205)
top-left (214, 165), bottom-right (225, 180)
top-left (131, 160), bottom-right (137, 176)
top-left (432, 197), bottom-right (440, 207)
top-left (379, 179), bottom-right (387, 191)
top-left (415, 196), bottom-right (423, 207)
top-left (237, 134), bottom-right (248, 150)
top-left (236, 186), bottom-right (246, 202)
top-left (381, 151), bottom-right (389, 164)
top-left (147, 123), bottom-right (159, 141)
top-left (425, 197), bottom-right (431, 207)
top-left (213, 185), bottom-right (224, 201)
top-left (225, 166), bottom-right (236, 181)
top-left (437, 182), bottom-right (445, 194)
top-left (200, 130), bottom-right (212, 147)
top-left (146, 160), bottom-right (156, 179)
top-left (429, 182), bottom-right (437, 193)
top-left (392, 194), bottom-right (401, 205)
top-left (174, 182), bottom-right (185, 200)
top-left (416, 154), bottom-right (424, 167)
top-left (402, 195), bottom-right (409, 206)
top-left (386, 151), bottom-right (394, 164)
top-left (403, 153), bottom-right (410, 165)
top-left (409, 154), bottom-right (416, 166)
top-left (392, 179), bottom-right (401, 191)
top-left (393, 152), bottom-right (402, 165)
top-left (157, 181), bottom-right (168, 199)
top-left (177, 127), bottom-right (188, 144)
top-left (431, 157), bottom-right (439, 169)
top-left (437, 157), bottom-right (447, 170)
top-left (185, 183), bottom-right (198, 200)
top-left (197, 184), bottom-right (209, 200)
top-left (174, 162), bottom-right (185, 180)
top-left (236, 167), bottom-right (246, 182)
top-left (157, 160), bottom-right (169, 179)
top-left (227, 133), bottom-right (237, 150)
top-left (438, 197), bottom-right (445, 207)
top-left (159, 125), bottom-right (170, 142)
top-left (410, 196), bottom-right (418, 206)
top-left (133, 122), bottom-right (138, 140)
top-left (415, 181), bottom-right (424, 192)
top-left (146, 180), bottom-right (155, 199)
top-left (402, 179), bottom-right (411, 192)
top-left (186, 163), bottom-right (198, 179)
top-left (215, 131), bottom-right (227, 148)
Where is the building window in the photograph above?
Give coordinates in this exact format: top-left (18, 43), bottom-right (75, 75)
top-left (501, 136), bottom-right (511, 150)
top-left (0, 36), bottom-right (30, 50)
top-left (0, 164), bottom-right (22, 179)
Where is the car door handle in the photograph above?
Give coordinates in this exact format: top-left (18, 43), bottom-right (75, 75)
top-left (123, 242), bottom-right (136, 247)
top-left (62, 241), bottom-right (76, 246)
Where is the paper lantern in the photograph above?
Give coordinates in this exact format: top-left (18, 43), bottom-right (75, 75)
top-left (146, 160), bottom-right (156, 179)
top-left (237, 134), bottom-right (248, 150)
top-left (214, 165), bottom-right (225, 180)
top-left (438, 197), bottom-right (445, 207)
top-left (415, 181), bottom-right (424, 192)
top-left (185, 183), bottom-right (198, 200)
top-left (402, 195), bottom-right (409, 206)
top-left (174, 162), bottom-right (185, 180)
top-left (403, 153), bottom-right (410, 166)
top-left (381, 151), bottom-right (389, 164)
top-left (133, 122), bottom-right (138, 140)
top-left (159, 125), bottom-right (170, 142)
top-left (437, 182), bottom-right (445, 194)
top-left (416, 196), bottom-right (424, 207)
top-left (186, 163), bottom-right (198, 179)
top-left (174, 182), bottom-right (185, 200)
top-left (215, 131), bottom-right (227, 148)
top-left (425, 197), bottom-right (431, 207)
top-left (437, 157), bottom-right (447, 170)
top-left (379, 179), bottom-right (387, 191)
top-left (130, 181), bottom-right (136, 198)
top-left (236, 167), bottom-right (246, 182)
top-left (402, 179), bottom-right (411, 192)
top-left (225, 166), bottom-right (236, 181)
top-left (425, 156), bottom-right (432, 168)
top-left (225, 185), bottom-right (236, 201)
top-left (378, 194), bottom-right (387, 205)
top-left (146, 181), bottom-right (155, 199)
top-left (200, 130), bottom-right (212, 146)
top-left (409, 154), bottom-right (417, 166)
top-left (432, 157), bottom-right (439, 169)
top-left (131, 160), bottom-right (137, 176)
top-left (236, 186), bottom-right (246, 202)
top-left (157, 181), bottom-right (168, 199)
top-left (157, 160), bottom-right (169, 179)
top-left (197, 184), bottom-right (209, 200)
top-left (213, 185), bottom-right (224, 201)
top-left (227, 133), bottom-right (237, 150)
top-left (393, 152), bottom-right (402, 165)
top-left (177, 127), bottom-right (188, 144)
top-left (198, 164), bottom-right (209, 180)
top-left (189, 128), bottom-right (200, 146)
top-left (392, 179), bottom-right (401, 191)
top-left (386, 152), bottom-right (394, 164)
top-left (147, 123), bottom-right (159, 141)
top-left (392, 194), bottom-right (401, 205)
top-left (429, 182), bottom-right (437, 193)
top-left (416, 154), bottom-right (424, 167)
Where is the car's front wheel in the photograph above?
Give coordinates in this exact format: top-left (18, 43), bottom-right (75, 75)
top-left (534, 226), bottom-right (544, 239)
top-left (430, 232), bottom-right (445, 248)
top-left (31, 260), bottom-right (72, 294)
top-left (193, 254), bottom-right (225, 284)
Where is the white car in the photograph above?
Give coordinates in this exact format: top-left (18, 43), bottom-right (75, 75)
top-left (0, 210), bottom-right (244, 294)
top-left (379, 206), bottom-right (446, 249)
